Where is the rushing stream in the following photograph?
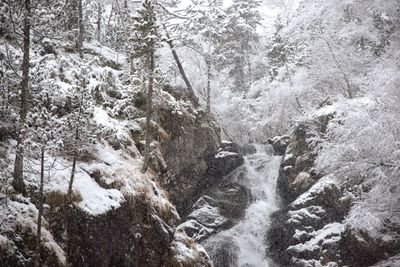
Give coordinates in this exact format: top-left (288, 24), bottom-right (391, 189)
top-left (203, 145), bottom-right (281, 267)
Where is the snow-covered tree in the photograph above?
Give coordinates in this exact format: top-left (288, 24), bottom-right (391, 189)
top-left (181, 0), bottom-right (226, 111)
top-left (129, 0), bottom-right (159, 172)
top-left (218, 0), bottom-right (262, 92)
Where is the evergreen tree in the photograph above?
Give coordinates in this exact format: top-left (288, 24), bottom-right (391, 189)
top-left (219, 0), bottom-right (262, 92)
top-left (265, 16), bottom-right (297, 83)
top-left (129, 0), bottom-right (159, 173)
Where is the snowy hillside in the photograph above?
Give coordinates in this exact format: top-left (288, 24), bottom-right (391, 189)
top-left (1, 0), bottom-right (400, 266)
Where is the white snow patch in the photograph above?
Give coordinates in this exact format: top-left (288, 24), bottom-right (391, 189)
top-left (215, 151), bottom-right (238, 158)
top-left (287, 223), bottom-right (344, 253)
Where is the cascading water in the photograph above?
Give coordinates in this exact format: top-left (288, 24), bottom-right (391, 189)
top-left (203, 144), bottom-right (281, 267)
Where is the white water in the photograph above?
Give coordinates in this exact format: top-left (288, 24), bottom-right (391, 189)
top-left (203, 145), bottom-right (281, 267)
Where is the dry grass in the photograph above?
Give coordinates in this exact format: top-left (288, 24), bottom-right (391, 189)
top-left (46, 190), bottom-right (82, 207)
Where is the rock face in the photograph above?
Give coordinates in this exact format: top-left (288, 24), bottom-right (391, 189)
top-left (177, 142), bottom-right (249, 243)
top-left (277, 123), bottom-right (322, 205)
top-left (158, 107), bottom-right (222, 214)
top-left (266, 117), bottom-right (400, 267)
top-left (66, 202), bottom-right (173, 267)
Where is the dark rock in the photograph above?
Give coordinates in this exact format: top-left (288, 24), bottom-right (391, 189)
top-left (66, 202), bottom-right (174, 267)
top-left (158, 107), bottom-right (221, 214)
top-left (205, 150), bottom-right (244, 181)
top-left (341, 227), bottom-right (400, 267)
top-left (277, 123), bottom-right (323, 205)
top-left (266, 135), bottom-right (290, 156)
top-left (266, 209), bottom-right (295, 266)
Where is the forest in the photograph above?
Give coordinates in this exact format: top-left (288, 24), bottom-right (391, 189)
top-left (0, 0), bottom-right (399, 266)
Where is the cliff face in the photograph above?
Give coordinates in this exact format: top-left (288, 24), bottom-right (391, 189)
top-left (267, 115), bottom-right (400, 267)
top-left (158, 106), bottom-right (222, 214)
top-left (0, 106), bottom-right (219, 267)
top-left (0, 38), bottom-right (219, 266)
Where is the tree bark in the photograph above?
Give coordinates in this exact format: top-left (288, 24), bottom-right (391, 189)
top-left (97, 2), bottom-right (101, 41)
top-left (163, 25), bottom-right (200, 108)
top-left (67, 84), bottom-right (83, 202)
top-left (34, 145), bottom-right (45, 267)
top-left (78, 0), bottom-right (84, 58)
top-left (12, 0), bottom-right (31, 195)
top-left (206, 60), bottom-right (211, 112)
top-left (141, 39), bottom-right (155, 173)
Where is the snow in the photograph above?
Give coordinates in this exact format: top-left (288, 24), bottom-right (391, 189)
top-left (214, 150), bottom-right (238, 158)
top-left (291, 175), bottom-right (338, 208)
top-left (84, 42), bottom-right (127, 65)
top-left (169, 231), bottom-right (211, 264)
top-left (287, 223), bottom-right (344, 253)
top-left (75, 172), bottom-right (124, 215)
top-left (188, 205), bottom-right (228, 228)
top-left (0, 234), bottom-right (9, 247)
top-left (288, 206), bottom-right (325, 223)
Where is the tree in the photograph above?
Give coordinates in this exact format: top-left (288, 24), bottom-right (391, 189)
top-left (181, 0), bottom-right (226, 111)
top-left (12, 0), bottom-right (31, 195)
top-left (265, 16), bottom-right (298, 84)
top-left (78, 0), bottom-right (84, 58)
top-left (23, 103), bottom-right (63, 267)
top-left (219, 0), bottom-right (262, 92)
top-left (130, 0), bottom-right (159, 173)
top-left (64, 76), bottom-right (94, 203)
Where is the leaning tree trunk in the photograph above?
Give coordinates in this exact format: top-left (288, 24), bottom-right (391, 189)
top-left (12, 0), bottom-right (31, 195)
top-left (34, 145), bottom-right (45, 267)
top-left (163, 25), bottom-right (200, 108)
top-left (141, 40), bottom-right (155, 173)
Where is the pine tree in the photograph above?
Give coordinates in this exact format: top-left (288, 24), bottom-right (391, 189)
top-left (219, 0), bottom-right (262, 92)
top-left (23, 102), bottom-right (63, 267)
top-left (266, 16), bottom-right (297, 83)
top-left (130, 0), bottom-right (159, 173)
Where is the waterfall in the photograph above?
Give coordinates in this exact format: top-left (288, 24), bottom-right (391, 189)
top-left (203, 145), bottom-right (281, 267)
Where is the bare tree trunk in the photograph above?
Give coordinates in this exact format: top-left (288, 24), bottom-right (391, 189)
top-left (34, 145), bottom-right (45, 267)
top-left (78, 0), bottom-right (84, 58)
top-left (97, 2), bottom-right (101, 41)
top-left (67, 156), bottom-right (77, 202)
top-left (67, 85), bottom-right (83, 203)
top-left (206, 60), bottom-right (211, 113)
top-left (141, 40), bottom-right (155, 174)
top-left (163, 25), bottom-right (200, 108)
top-left (325, 39), bottom-right (352, 98)
top-left (285, 63), bottom-right (293, 86)
top-left (12, 0), bottom-right (30, 195)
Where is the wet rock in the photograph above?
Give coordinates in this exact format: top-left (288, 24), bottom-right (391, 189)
top-left (205, 150), bottom-right (244, 181)
top-left (266, 135), bottom-right (290, 156)
top-left (220, 141), bottom-right (257, 156)
top-left (178, 181), bottom-right (249, 242)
